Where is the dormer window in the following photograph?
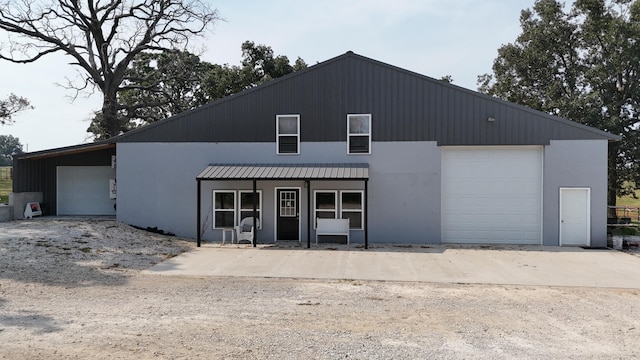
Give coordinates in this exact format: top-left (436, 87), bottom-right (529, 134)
top-left (347, 114), bottom-right (371, 154)
top-left (276, 115), bottom-right (300, 154)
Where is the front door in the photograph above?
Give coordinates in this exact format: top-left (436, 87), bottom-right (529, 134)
top-left (560, 188), bottom-right (591, 246)
top-left (277, 189), bottom-right (300, 241)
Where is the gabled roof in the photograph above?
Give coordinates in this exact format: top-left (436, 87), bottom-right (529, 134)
top-left (114, 51), bottom-right (618, 146)
top-left (16, 51), bottom-right (616, 163)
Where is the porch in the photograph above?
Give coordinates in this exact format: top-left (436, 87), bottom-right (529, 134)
top-left (196, 163), bottom-right (369, 248)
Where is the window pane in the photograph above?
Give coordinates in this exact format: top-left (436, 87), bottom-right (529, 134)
top-left (240, 212), bottom-right (261, 229)
top-left (278, 136), bottom-right (298, 153)
top-left (240, 193), bottom-right (260, 209)
top-left (315, 192), bottom-right (336, 209)
top-left (316, 211), bottom-right (336, 219)
top-left (278, 116), bottom-right (298, 134)
top-left (215, 211), bottom-right (235, 227)
top-left (349, 136), bottom-right (369, 154)
top-left (215, 192), bottom-right (235, 209)
top-left (342, 212), bottom-right (362, 229)
top-left (342, 192), bottom-right (362, 209)
top-left (240, 211), bottom-right (260, 221)
top-left (349, 115), bottom-right (370, 134)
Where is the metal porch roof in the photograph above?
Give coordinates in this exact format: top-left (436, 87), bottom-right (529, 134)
top-left (197, 164), bottom-right (369, 180)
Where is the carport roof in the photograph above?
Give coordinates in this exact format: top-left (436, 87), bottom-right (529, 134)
top-left (197, 163), bottom-right (369, 181)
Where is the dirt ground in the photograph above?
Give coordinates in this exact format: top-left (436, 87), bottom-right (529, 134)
top-left (1, 219), bottom-right (639, 359)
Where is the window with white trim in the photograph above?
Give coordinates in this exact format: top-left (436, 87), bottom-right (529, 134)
top-left (239, 190), bottom-right (262, 229)
top-left (276, 115), bottom-right (300, 154)
top-left (340, 191), bottom-right (364, 229)
top-left (347, 114), bottom-right (371, 154)
top-left (213, 191), bottom-right (236, 228)
top-left (314, 190), bottom-right (338, 228)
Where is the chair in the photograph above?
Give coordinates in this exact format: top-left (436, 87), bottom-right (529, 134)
top-left (235, 217), bottom-right (258, 244)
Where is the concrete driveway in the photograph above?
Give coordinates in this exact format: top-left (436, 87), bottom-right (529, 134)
top-left (145, 244), bottom-right (640, 288)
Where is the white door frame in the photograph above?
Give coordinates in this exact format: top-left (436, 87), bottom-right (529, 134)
top-left (273, 187), bottom-right (302, 242)
top-left (559, 187), bottom-right (591, 246)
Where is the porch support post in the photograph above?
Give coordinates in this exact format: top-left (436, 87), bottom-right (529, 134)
top-left (197, 179), bottom-right (202, 247)
top-left (306, 180), bottom-right (311, 248)
top-left (252, 179), bottom-right (257, 248)
top-left (364, 179), bottom-right (369, 249)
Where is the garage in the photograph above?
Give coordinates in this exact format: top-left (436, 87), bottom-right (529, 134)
top-left (441, 146), bottom-right (542, 244)
top-left (57, 166), bottom-right (116, 215)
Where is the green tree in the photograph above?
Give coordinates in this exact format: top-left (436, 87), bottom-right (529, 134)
top-left (98, 41), bottom-right (307, 129)
top-left (0, 94), bottom-right (31, 125)
top-left (440, 75), bottom-right (454, 84)
top-left (0, 0), bottom-right (220, 140)
top-left (478, 0), bottom-right (640, 205)
top-left (0, 134), bottom-right (23, 166)
top-left (202, 41), bottom-right (307, 101)
top-left (88, 50), bottom-right (212, 135)
top-left (239, 41), bottom-right (307, 86)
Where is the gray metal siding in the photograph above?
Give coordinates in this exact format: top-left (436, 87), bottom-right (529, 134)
top-left (13, 148), bottom-right (115, 215)
top-left (117, 141), bottom-right (441, 243)
top-left (117, 53), bottom-right (615, 145)
top-left (543, 140), bottom-right (608, 247)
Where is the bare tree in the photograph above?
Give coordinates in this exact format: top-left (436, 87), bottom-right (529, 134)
top-left (0, 0), bottom-right (220, 139)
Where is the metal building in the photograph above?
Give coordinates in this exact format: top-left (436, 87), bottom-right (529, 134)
top-left (13, 52), bottom-right (618, 247)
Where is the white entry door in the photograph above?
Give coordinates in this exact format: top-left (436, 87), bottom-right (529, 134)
top-left (559, 188), bottom-right (590, 246)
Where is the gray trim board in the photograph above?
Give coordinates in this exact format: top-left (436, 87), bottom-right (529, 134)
top-left (15, 141), bottom-right (115, 160)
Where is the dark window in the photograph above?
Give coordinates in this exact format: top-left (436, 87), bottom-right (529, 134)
top-left (278, 136), bottom-right (298, 154)
top-left (277, 115), bottom-right (300, 154)
top-left (341, 191), bottom-right (364, 229)
top-left (347, 114), bottom-right (371, 154)
top-left (314, 191), bottom-right (337, 228)
top-left (348, 136), bottom-right (370, 154)
top-left (213, 191), bottom-right (235, 228)
top-left (239, 191), bottom-right (262, 229)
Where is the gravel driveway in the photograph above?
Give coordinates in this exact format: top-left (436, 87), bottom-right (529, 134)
top-left (1, 219), bottom-right (639, 359)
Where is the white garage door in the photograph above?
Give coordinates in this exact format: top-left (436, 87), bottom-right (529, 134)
top-left (57, 166), bottom-right (116, 215)
top-left (441, 147), bottom-right (542, 244)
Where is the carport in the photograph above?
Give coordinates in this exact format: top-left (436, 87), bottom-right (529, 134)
top-left (12, 141), bottom-right (116, 218)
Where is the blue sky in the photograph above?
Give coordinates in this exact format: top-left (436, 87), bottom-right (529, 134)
top-left (0, 0), bottom-right (536, 152)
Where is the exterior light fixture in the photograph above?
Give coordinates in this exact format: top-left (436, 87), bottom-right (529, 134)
top-left (487, 116), bottom-right (496, 122)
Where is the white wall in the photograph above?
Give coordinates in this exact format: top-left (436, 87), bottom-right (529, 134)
top-left (116, 141), bottom-right (442, 243)
top-left (543, 140), bottom-right (609, 247)
top-left (117, 140), bottom-right (608, 246)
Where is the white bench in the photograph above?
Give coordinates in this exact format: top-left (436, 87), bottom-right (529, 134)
top-left (316, 218), bottom-right (350, 244)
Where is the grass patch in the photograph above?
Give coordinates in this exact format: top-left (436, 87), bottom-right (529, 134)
top-left (617, 191), bottom-right (640, 208)
top-left (0, 177), bottom-right (11, 204)
top-left (616, 188), bottom-right (640, 223)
